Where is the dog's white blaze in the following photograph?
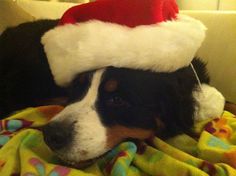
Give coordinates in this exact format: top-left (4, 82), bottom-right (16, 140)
top-left (51, 69), bottom-right (108, 162)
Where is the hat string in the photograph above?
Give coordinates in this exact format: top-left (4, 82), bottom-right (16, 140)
top-left (190, 62), bottom-right (203, 92)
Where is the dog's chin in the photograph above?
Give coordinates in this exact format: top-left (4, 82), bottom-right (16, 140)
top-left (56, 151), bottom-right (108, 169)
top-left (57, 154), bottom-right (93, 169)
top-left (59, 157), bottom-right (96, 169)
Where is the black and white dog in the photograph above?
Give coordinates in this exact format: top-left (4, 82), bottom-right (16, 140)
top-left (0, 20), bottom-right (225, 165)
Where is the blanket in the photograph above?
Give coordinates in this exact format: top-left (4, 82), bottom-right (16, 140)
top-left (0, 105), bottom-right (236, 176)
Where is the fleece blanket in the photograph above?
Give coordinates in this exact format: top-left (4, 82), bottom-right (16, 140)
top-left (1, 106), bottom-right (236, 176)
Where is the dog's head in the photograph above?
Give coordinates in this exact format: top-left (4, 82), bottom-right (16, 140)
top-left (42, 64), bottom-right (199, 165)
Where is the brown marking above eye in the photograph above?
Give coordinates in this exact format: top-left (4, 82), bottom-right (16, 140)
top-left (104, 79), bottom-right (118, 92)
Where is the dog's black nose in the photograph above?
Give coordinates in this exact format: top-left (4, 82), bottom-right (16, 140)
top-left (42, 121), bottom-right (73, 151)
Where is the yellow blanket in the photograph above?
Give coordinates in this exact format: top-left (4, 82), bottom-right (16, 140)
top-left (0, 106), bottom-right (236, 176)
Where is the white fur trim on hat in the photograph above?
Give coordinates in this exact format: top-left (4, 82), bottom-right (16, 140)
top-left (42, 14), bottom-right (206, 86)
top-left (193, 84), bottom-right (225, 122)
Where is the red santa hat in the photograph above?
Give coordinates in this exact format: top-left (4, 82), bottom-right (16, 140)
top-left (41, 0), bottom-right (206, 87)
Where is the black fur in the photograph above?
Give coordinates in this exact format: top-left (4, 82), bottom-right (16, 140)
top-left (0, 20), bottom-right (66, 117)
top-left (96, 60), bottom-right (209, 138)
top-left (67, 70), bottom-right (94, 104)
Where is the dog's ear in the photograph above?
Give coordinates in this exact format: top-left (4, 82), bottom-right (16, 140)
top-left (154, 90), bottom-right (195, 139)
top-left (155, 112), bottom-right (194, 139)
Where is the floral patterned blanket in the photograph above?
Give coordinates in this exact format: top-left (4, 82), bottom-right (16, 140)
top-left (0, 105), bottom-right (236, 176)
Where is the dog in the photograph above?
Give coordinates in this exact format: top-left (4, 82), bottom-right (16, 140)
top-left (0, 20), bottom-right (225, 166)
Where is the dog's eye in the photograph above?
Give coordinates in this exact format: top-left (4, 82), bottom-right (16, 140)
top-left (78, 73), bottom-right (87, 84)
top-left (67, 71), bottom-right (93, 103)
top-left (106, 96), bottom-right (130, 107)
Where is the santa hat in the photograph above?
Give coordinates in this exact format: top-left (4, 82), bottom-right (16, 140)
top-left (41, 0), bottom-right (206, 87)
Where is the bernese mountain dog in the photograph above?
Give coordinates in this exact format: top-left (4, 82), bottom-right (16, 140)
top-left (0, 20), bottom-right (227, 166)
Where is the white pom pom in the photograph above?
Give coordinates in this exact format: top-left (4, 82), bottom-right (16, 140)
top-left (193, 84), bottom-right (225, 122)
